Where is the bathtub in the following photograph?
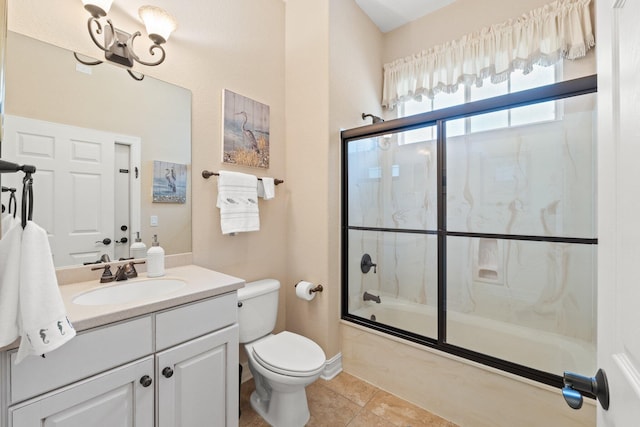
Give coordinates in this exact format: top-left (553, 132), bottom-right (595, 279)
top-left (350, 296), bottom-right (596, 376)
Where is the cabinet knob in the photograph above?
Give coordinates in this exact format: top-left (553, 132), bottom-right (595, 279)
top-left (162, 367), bottom-right (174, 378)
top-left (139, 375), bottom-right (153, 387)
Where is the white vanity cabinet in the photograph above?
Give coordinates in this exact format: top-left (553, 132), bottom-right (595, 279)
top-left (156, 325), bottom-right (238, 426)
top-left (154, 291), bottom-right (239, 426)
top-left (1, 292), bottom-right (239, 427)
top-left (10, 356), bottom-right (155, 426)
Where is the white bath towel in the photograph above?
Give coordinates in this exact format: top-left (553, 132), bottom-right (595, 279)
top-left (257, 177), bottom-right (275, 200)
top-left (16, 221), bottom-right (75, 363)
top-left (1, 211), bottom-right (15, 239)
top-left (216, 171), bottom-right (260, 234)
top-left (0, 217), bottom-right (22, 347)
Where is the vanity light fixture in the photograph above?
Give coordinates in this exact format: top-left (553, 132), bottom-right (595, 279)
top-left (78, 0), bottom-right (177, 80)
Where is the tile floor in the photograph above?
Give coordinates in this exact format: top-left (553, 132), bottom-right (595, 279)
top-left (239, 372), bottom-right (458, 427)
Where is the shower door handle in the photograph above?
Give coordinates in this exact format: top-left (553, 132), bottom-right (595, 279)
top-left (562, 369), bottom-right (609, 410)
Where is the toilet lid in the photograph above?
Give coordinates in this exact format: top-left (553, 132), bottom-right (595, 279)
top-left (252, 331), bottom-right (326, 376)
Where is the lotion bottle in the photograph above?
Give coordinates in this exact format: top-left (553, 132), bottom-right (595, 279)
top-left (146, 234), bottom-right (165, 277)
top-left (129, 232), bottom-right (147, 259)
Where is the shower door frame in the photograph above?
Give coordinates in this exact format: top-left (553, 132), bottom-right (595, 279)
top-left (340, 74), bottom-right (598, 389)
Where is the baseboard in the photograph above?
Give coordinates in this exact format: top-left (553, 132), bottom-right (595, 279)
top-left (240, 361), bottom-right (252, 383)
top-left (321, 352), bottom-right (343, 380)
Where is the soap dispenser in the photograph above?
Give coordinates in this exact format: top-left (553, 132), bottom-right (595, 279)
top-left (146, 234), bottom-right (165, 277)
top-left (129, 232), bottom-right (147, 259)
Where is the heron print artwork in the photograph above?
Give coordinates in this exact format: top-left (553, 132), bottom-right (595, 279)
top-left (152, 160), bottom-right (187, 203)
top-left (222, 89), bottom-right (270, 168)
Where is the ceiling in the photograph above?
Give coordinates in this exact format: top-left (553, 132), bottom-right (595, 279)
top-left (103, 0), bottom-right (456, 46)
top-left (355, 0), bottom-right (457, 33)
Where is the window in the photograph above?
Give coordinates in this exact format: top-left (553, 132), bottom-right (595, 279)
top-left (398, 64), bottom-right (559, 138)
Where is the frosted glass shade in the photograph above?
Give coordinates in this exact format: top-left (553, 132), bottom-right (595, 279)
top-left (82, 0), bottom-right (113, 17)
top-left (139, 5), bottom-right (177, 44)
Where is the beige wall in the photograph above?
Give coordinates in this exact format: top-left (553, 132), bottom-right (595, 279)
top-left (282, 0), bottom-right (384, 360)
top-left (284, 0), bottom-right (332, 354)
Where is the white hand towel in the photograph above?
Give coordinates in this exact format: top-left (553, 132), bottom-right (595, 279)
top-left (16, 221), bottom-right (75, 363)
top-left (0, 217), bottom-right (22, 347)
top-left (216, 171), bottom-right (260, 235)
top-left (257, 177), bottom-right (275, 200)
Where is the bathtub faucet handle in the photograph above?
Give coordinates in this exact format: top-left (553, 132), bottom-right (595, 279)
top-left (360, 253), bottom-right (377, 274)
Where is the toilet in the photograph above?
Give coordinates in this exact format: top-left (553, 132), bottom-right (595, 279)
top-left (237, 279), bottom-right (326, 427)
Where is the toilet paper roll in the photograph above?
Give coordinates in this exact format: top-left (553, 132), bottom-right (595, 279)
top-left (296, 281), bottom-right (316, 301)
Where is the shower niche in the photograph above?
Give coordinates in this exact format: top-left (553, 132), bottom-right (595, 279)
top-left (474, 238), bottom-right (502, 284)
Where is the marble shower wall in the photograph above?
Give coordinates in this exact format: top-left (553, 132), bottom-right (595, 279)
top-left (347, 131), bottom-right (438, 317)
top-left (346, 94), bottom-right (596, 346)
top-left (446, 96), bottom-right (597, 344)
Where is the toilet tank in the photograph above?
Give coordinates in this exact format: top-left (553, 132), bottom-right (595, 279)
top-left (236, 279), bottom-right (280, 343)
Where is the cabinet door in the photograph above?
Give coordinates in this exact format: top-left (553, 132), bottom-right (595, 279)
top-left (10, 357), bottom-right (154, 427)
top-left (156, 324), bottom-right (238, 427)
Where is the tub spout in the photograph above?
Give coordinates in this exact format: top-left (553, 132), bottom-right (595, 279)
top-left (363, 291), bottom-right (381, 304)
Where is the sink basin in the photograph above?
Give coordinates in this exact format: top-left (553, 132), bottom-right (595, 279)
top-left (73, 278), bottom-right (187, 306)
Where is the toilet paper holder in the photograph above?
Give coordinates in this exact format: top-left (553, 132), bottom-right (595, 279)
top-left (295, 281), bottom-right (323, 294)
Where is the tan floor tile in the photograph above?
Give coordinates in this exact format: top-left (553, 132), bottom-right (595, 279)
top-left (365, 390), bottom-right (458, 427)
top-left (347, 409), bottom-right (397, 427)
top-left (319, 372), bottom-right (379, 407)
top-left (239, 379), bottom-right (270, 427)
top-left (240, 375), bottom-right (457, 427)
top-left (306, 381), bottom-right (362, 427)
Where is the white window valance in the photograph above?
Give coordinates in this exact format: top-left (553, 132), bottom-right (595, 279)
top-left (382, 0), bottom-right (594, 110)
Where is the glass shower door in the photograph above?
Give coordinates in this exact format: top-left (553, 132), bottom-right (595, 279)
top-left (345, 127), bottom-right (439, 339)
top-left (444, 94), bottom-right (598, 376)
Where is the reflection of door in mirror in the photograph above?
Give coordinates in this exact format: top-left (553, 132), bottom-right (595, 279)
top-left (3, 115), bottom-right (141, 266)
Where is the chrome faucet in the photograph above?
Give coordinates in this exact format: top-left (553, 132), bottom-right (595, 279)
top-left (363, 291), bottom-right (381, 304)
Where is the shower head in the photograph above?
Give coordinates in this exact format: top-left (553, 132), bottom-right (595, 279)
top-left (362, 113), bottom-right (384, 124)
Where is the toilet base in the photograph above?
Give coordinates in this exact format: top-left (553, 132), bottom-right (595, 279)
top-left (250, 388), bottom-right (310, 427)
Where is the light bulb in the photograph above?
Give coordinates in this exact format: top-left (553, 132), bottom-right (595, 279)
top-left (81, 0), bottom-right (113, 18)
top-left (139, 5), bottom-right (177, 45)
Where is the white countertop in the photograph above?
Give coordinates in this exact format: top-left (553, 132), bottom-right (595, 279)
top-left (1, 264), bottom-right (244, 352)
top-left (62, 264), bottom-right (245, 331)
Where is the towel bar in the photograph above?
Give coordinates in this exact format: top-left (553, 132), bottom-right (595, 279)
top-left (202, 170), bottom-right (284, 185)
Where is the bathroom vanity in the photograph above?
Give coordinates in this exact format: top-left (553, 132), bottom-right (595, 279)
top-left (0, 264), bottom-right (243, 427)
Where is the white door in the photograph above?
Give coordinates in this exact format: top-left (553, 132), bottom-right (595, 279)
top-left (10, 357), bottom-right (154, 427)
top-left (156, 325), bottom-right (239, 427)
top-left (2, 115), bottom-right (141, 266)
top-left (595, 0), bottom-right (640, 425)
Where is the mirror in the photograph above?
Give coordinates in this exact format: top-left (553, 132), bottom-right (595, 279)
top-left (1, 31), bottom-right (192, 267)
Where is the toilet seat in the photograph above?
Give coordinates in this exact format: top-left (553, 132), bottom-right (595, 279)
top-left (252, 331), bottom-right (325, 377)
